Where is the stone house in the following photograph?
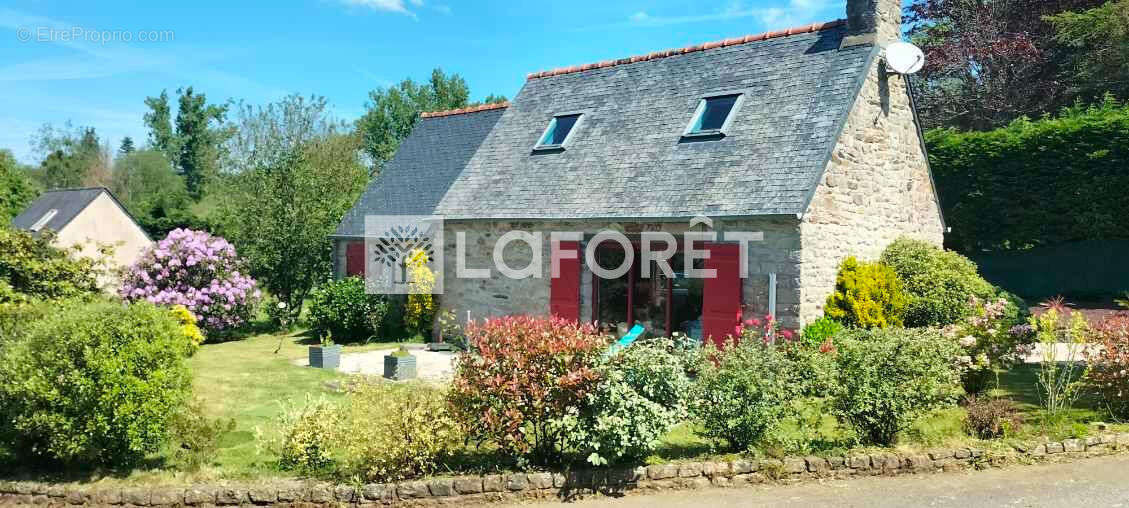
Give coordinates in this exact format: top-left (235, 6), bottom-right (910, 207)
top-left (12, 187), bottom-right (153, 286)
top-left (333, 0), bottom-right (944, 344)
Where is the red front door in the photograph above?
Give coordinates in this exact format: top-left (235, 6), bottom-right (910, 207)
top-left (701, 243), bottom-right (743, 348)
top-left (549, 241), bottom-right (581, 321)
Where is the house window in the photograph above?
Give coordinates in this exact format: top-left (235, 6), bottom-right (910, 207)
top-left (684, 94), bottom-right (744, 137)
top-left (29, 209), bottom-right (58, 232)
top-left (534, 114), bottom-right (582, 150)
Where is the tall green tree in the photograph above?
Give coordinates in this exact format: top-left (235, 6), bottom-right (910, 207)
top-left (0, 150), bottom-right (38, 223)
top-left (175, 87), bottom-right (229, 197)
top-left (218, 96), bottom-right (368, 316)
top-left (1047, 0), bottom-right (1129, 103)
top-left (118, 136), bottom-right (136, 156)
top-left (31, 124), bottom-right (106, 190)
top-left (356, 68), bottom-right (505, 174)
top-left (143, 87), bottom-right (229, 198)
top-left (143, 91), bottom-right (178, 163)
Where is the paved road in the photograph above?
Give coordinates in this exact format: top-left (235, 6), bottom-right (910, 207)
top-left (502, 455), bottom-right (1129, 507)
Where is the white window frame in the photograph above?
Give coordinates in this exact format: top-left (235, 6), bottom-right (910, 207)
top-left (682, 92), bottom-right (746, 139)
top-left (533, 112), bottom-right (585, 151)
top-left (29, 209), bottom-right (58, 232)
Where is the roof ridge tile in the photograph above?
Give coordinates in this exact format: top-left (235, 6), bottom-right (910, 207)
top-left (525, 19), bottom-right (845, 80)
top-left (419, 101), bottom-right (509, 119)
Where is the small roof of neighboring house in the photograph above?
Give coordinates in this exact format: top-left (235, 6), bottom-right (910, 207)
top-left (337, 19), bottom-right (878, 235)
top-left (334, 104), bottom-right (506, 237)
top-left (11, 187), bottom-right (148, 239)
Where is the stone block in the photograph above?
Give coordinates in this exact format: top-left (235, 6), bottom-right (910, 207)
top-left (483, 474), bottom-right (504, 492)
top-left (506, 473), bottom-right (528, 491)
top-left (677, 463), bottom-right (702, 478)
top-left (248, 487), bottom-right (278, 504)
top-left (217, 487), bottom-right (248, 505)
top-left (334, 484), bottom-right (357, 502)
top-left (731, 459), bottom-right (756, 474)
top-left (428, 479), bottom-right (455, 497)
top-left (710, 461), bottom-right (732, 477)
top-left (453, 478), bottom-right (484, 495)
top-left (527, 473), bottom-right (554, 490)
top-left (827, 456), bottom-right (846, 470)
top-left (953, 449), bottom-right (971, 459)
top-left (123, 488), bottom-right (151, 506)
top-left (306, 485), bottom-right (333, 503)
top-left (277, 484), bottom-right (302, 502)
top-left (397, 481), bottom-right (429, 499)
top-left (783, 457), bottom-right (807, 474)
top-left (805, 456), bottom-right (830, 474)
top-left (848, 455), bottom-right (871, 469)
top-left (1063, 439), bottom-right (1085, 452)
top-left (927, 449), bottom-right (953, 461)
top-left (647, 464), bottom-right (678, 480)
top-left (93, 489), bottom-right (122, 505)
top-left (1046, 442), bottom-right (1065, 454)
top-left (906, 455), bottom-right (932, 471)
top-left (184, 486), bottom-right (216, 505)
top-left (63, 489), bottom-right (89, 505)
top-left (151, 488), bottom-right (183, 506)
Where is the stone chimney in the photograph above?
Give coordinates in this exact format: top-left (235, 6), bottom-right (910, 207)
top-left (846, 0), bottom-right (903, 45)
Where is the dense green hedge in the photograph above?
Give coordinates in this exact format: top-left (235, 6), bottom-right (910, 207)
top-left (926, 98), bottom-right (1129, 252)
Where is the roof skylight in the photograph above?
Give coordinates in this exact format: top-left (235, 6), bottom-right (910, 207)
top-left (535, 114), bottom-right (582, 150)
top-left (684, 94), bottom-right (744, 138)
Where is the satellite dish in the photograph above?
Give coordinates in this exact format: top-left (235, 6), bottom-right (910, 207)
top-left (884, 42), bottom-right (925, 75)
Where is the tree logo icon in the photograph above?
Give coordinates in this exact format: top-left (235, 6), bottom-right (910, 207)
top-left (364, 216), bottom-right (444, 294)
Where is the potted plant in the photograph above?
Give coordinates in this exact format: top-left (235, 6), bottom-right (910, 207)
top-left (309, 332), bottom-right (342, 369)
top-left (384, 346), bottom-right (417, 380)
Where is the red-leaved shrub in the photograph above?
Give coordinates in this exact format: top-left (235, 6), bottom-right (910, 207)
top-left (447, 316), bottom-right (608, 462)
top-left (1086, 313), bottom-right (1129, 418)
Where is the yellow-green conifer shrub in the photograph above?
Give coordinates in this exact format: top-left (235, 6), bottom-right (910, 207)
top-left (824, 256), bottom-right (908, 329)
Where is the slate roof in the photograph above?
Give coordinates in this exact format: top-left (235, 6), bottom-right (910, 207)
top-left (337, 20), bottom-right (877, 230)
top-left (12, 187), bottom-right (109, 235)
top-left (334, 107), bottom-right (506, 237)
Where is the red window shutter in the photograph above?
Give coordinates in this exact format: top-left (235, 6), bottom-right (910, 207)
top-left (550, 241), bottom-right (581, 321)
top-left (701, 243), bottom-right (743, 348)
top-left (345, 241), bottom-right (366, 277)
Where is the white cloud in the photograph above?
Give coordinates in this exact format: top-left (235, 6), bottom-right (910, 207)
top-left (340, 0), bottom-right (422, 18)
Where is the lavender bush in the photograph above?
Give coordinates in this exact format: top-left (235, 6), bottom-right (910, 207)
top-left (120, 228), bottom-right (260, 334)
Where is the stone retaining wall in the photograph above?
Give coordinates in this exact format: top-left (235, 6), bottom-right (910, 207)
top-left (3, 434), bottom-right (1128, 507)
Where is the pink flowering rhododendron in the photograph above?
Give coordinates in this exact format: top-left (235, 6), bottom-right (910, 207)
top-left (120, 228), bottom-right (261, 333)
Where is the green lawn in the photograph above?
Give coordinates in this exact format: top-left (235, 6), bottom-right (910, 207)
top-left (179, 330), bottom-right (417, 480)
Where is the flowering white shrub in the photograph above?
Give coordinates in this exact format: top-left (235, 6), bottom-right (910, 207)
top-left (120, 228), bottom-right (260, 333)
top-left (943, 295), bottom-right (1034, 394)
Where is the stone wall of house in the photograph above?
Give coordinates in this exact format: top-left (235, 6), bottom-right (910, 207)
top-left (439, 218), bottom-right (804, 329)
top-left (331, 239), bottom-right (347, 279)
top-left (798, 56), bottom-right (946, 324)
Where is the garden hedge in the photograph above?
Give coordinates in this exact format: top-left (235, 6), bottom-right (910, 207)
top-left (926, 98), bottom-right (1129, 253)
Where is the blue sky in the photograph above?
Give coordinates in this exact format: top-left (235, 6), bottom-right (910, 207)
top-left (0, 0), bottom-right (846, 164)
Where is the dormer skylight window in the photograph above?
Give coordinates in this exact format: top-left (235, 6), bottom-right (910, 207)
top-left (534, 113), bottom-right (582, 150)
top-left (683, 93), bottom-right (744, 138)
top-left (29, 209), bottom-right (58, 232)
